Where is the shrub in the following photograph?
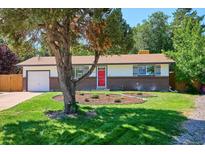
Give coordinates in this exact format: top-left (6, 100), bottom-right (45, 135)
top-left (91, 95), bottom-right (99, 99)
top-left (137, 92), bottom-right (143, 95)
top-left (186, 85), bottom-right (199, 94)
top-left (79, 93), bottom-right (84, 96)
top-left (84, 98), bottom-right (90, 102)
top-left (114, 99), bottom-right (121, 103)
top-left (0, 43), bottom-right (19, 74)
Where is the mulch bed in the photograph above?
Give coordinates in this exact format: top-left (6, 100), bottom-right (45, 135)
top-left (53, 93), bottom-right (145, 105)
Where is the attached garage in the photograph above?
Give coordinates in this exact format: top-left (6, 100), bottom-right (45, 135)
top-left (27, 71), bottom-right (50, 91)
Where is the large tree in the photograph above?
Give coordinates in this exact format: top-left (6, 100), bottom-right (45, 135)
top-left (68, 9), bottom-right (133, 56)
top-left (172, 8), bottom-right (205, 29)
top-left (133, 11), bottom-right (173, 53)
top-left (105, 8), bottom-right (134, 54)
top-left (167, 10), bottom-right (205, 86)
top-left (0, 8), bottom-right (128, 114)
top-left (71, 8), bottom-right (134, 56)
top-left (132, 22), bottom-right (150, 52)
top-left (1, 33), bottom-right (49, 61)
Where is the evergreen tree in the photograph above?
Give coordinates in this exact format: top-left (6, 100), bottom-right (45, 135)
top-left (168, 14), bottom-right (205, 85)
top-left (132, 11), bottom-right (173, 53)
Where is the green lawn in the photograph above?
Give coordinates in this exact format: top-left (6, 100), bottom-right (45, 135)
top-left (0, 91), bottom-right (195, 145)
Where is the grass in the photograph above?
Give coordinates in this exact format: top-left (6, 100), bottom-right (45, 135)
top-left (0, 91), bottom-right (195, 145)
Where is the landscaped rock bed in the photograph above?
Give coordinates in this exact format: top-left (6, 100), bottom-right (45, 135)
top-left (53, 92), bottom-right (146, 105)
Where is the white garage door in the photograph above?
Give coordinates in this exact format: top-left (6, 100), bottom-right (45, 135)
top-left (27, 71), bottom-right (49, 91)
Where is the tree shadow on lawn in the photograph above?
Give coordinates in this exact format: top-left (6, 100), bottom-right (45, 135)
top-left (1, 107), bottom-right (187, 145)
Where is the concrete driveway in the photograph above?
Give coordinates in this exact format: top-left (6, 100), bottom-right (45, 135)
top-left (0, 92), bottom-right (42, 111)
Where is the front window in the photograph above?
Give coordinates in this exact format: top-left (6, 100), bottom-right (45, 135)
top-left (133, 64), bottom-right (161, 76)
top-left (73, 65), bottom-right (89, 79)
top-left (133, 65), bottom-right (146, 76)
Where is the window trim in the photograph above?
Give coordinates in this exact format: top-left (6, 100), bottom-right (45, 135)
top-left (154, 65), bottom-right (161, 76)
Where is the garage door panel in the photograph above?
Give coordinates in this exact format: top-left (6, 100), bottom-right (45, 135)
top-left (27, 71), bottom-right (49, 91)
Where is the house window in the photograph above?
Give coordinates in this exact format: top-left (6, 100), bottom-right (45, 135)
top-left (133, 65), bottom-right (146, 76)
top-left (155, 65), bottom-right (161, 76)
top-left (73, 66), bottom-right (89, 79)
top-left (133, 64), bottom-right (161, 76)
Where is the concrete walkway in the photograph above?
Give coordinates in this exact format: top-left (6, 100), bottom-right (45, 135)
top-left (174, 95), bottom-right (205, 144)
top-left (0, 92), bottom-right (42, 111)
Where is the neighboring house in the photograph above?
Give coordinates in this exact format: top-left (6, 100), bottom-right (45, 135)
top-left (17, 53), bottom-right (174, 92)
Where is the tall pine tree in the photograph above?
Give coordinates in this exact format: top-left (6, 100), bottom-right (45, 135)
top-left (133, 11), bottom-right (173, 53)
top-left (168, 10), bottom-right (205, 89)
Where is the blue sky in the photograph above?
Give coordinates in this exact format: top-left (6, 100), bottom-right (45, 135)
top-left (122, 8), bottom-right (205, 27)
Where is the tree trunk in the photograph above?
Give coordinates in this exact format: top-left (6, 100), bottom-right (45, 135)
top-left (46, 21), bottom-right (78, 114)
top-left (55, 52), bottom-right (100, 114)
top-left (62, 80), bottom-right (77, 114)
top-left (56, 56), bottom-right (78, 114)
top-left (46, 20), bottom-right (100, 114)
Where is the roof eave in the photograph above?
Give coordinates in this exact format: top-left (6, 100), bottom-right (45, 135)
top-left (17, 61), bottom-right (175, 67)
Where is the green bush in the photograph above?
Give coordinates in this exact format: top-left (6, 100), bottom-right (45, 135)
top-left (91, 95), bottom-right (99, 99)
top-left (114, 99), bottom-right (122, 103)
top-left (84, 98), bottom-right (90, 102)
top-left (186, 85), bottom-right (199, 94)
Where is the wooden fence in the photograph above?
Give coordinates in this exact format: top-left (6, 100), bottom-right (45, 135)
top-left (169, 72), bottom-right (201, 92)
top-left (0, 74), bottom-right (23, 92)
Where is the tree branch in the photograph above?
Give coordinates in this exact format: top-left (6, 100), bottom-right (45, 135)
top-left (74, 51), bottom-right (100, 83)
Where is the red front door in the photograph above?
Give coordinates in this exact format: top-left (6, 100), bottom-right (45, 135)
top-left (97, 67), bottom-right (106, 87)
